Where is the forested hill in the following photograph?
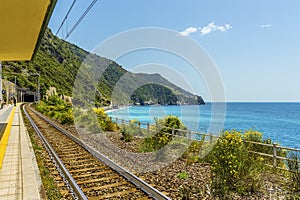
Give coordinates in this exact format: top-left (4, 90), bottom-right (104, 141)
top-left (2, 29), bottom-right (204, 106)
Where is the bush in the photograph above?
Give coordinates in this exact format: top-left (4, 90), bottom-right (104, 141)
top-left (181, 139), bottom-right (205, 164)
top-left (139, 137), bottom-right (156, 152)
top-left (208, 130), bottom-right (265, 197)
top-left (59, 111), bottom-right (74, 125)
top-left (153, 115), bottom-right (186, 150)
top-left (93, 108), bottom-right (118, 131)
top-left (35, 96), bottom-right (74, 125)
top-left (120, 128), bottom-right (133, 142)
top-left (286, 152), bottom-right (300, 197)
top-left (243, 130), bottom-right (286, 167)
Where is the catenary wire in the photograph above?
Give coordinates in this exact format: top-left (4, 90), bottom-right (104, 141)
top-left (65, 0), bottom-right (98, 39)
top-left (55, 0), bottom-right (77, 36)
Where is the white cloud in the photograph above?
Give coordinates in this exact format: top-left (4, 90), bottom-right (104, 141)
top-left (178, 22), bottom-right (232, 37)
top-left (178, 27), bottom-right (198, 36)
top-left (225, 24), bottom-right (232, 29)
top-left (261, 24), bottom-right (272, 28)
top-left (199, 22), bottom-right (232, 36)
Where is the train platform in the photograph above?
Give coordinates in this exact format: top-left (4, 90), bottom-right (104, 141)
top-left (0, 103), bottom-right (42, 200)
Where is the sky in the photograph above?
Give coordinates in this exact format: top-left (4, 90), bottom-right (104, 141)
top-left (48, 0), bottom-right (300, 102)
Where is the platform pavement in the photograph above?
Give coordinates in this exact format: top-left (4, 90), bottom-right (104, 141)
top-left (0, 103), bottom-right (42, 200)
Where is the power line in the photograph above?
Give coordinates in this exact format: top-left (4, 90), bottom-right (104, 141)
top-left (65, 0), bottom-right (98, 39)
top-left (55, 0), bottom-right (77, 36)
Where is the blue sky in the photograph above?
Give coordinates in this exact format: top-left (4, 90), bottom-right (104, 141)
top-left (48, 0), bottom-right (300, 102)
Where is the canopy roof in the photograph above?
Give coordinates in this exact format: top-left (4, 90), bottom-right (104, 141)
top-left (0, 0), bottom-right (57, 61)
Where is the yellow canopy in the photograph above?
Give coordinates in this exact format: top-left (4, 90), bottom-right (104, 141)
top-left (0, 0), bottom-right (57, 61)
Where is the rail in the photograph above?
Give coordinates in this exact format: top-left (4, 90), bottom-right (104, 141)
top-left (23, 105), bottom-right (87, 200)
top-left (28, 106), bottom-right (171, 200)
top-left (113, 117), bottom-right (300, 171)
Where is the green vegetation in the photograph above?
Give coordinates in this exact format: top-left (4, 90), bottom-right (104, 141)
top-left (21, 108), bottom-right (62, 199)
top-left (135, 73), bottom-right (205, 105)
top-left (286, 152), bottom-right (300, 197)
top-left (207, 130), bottom-right (266, 197)
top-left (3, 29), bottom-right (204, 107)
top-left (92, 108), bottom-right (118, 132)
top-left (177, 171), bottom-right (189, 180)
top-left (243, 129), bottom-right (286, 167)
top-left (120, 119), bottom-right (145, 142)
top-left (74, 107), bottom-right (118, 133)
top-left (3, 29), bottom-right (86, 97)
top-left (35, 96), bottom-right (74, 125)
top-left (131, 83), bottom-right (178, 105)
top-left (181, 139), bottom-right (205, 164)
top-left (29, 95), bottom-right (300, 198)
top-left (75, 108), bottom-right (102, 133)
top-left (35, 95), bottom-right (118, 133)
top-left (138, 115), bottom-right (186, 152)
top-left (177, 127), bottom-right (298, 198)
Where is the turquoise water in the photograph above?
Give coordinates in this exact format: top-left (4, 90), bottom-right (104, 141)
top-left (107, 103), bottom-right (300, 149)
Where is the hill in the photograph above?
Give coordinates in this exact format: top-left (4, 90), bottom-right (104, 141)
top-left (2, 29), bottom-right (204, 106)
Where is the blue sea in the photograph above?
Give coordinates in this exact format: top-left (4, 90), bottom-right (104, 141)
top-left (107, 103), bottom-right (300, 149)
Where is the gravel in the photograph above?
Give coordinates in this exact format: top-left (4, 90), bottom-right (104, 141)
top-left (47, 120), bottom-right (293, 199)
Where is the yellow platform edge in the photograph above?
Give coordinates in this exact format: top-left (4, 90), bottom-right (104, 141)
top-left (0, 107), bottom-right (16, 169)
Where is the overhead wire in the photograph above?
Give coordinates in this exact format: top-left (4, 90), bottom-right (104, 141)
top-left (65, 0), bottom-right (98, 39)
top-left (55, 0), bottom-right (77, 36)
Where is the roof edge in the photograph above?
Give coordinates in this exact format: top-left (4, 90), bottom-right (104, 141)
top-left (31, 0), bottom-right (57, 60)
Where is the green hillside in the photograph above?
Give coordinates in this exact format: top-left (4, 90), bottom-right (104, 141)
top-left (131, 83), bottom-right (178, 105)
top-left (2, 29), bottom-right (205, 106)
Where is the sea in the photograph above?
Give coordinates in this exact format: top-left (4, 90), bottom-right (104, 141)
top-left (107, 103), bottom-right (300, 149)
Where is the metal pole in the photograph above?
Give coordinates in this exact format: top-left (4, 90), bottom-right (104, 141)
top-left (14, 76), bottom-right (16, 102)
top-left (37, 74), bottom-right (40, 102)
top-left (0, 61), bottom-right (2, 104)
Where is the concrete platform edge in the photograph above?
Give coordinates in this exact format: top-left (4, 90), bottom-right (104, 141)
top-left (0, 107), bottom-right (16, 169)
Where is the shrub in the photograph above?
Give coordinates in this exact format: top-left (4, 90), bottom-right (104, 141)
top-left (35, 96), bottom-right (74, 125)
top-left (121, 119), bottom-right (145, 136)
top-left (139, 115), bottom-right (187, 152)
top-left (286, 152), bottom-right (300, 197)
top-left (182, 139), bottom-right (205, 164)
top-left (59, 111), bottom-right (74, 125)
top-left (208, 130), bottom-right (265, 197)
top-left (243, 130), bottom-right (286, 167)
top-left (93, 108), bottom-right (118, 131)
top-left (120, 128), bottom-right (133, 142)
top-left (244, 129), bottom-right (262, 142)
top-left (153, 115), bottom-right (186, 150)
top-left (139, 137), bottom-right (156, 152)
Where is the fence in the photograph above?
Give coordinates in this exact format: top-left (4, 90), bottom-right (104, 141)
top-left (244, 140), bottom-right (300, 170)
top-left (112, 117), bottom-right (151, 131)
top-left (111, 117), bottom-right (300, 171)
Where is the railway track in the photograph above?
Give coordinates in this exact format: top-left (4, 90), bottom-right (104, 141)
top-left (23, 104), bottom-right (170, 200)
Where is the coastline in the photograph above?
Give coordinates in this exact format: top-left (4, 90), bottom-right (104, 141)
top-left (104, 106), bottom-right (129, 114)
top-left (104, 103), bottom-right (300, 149)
